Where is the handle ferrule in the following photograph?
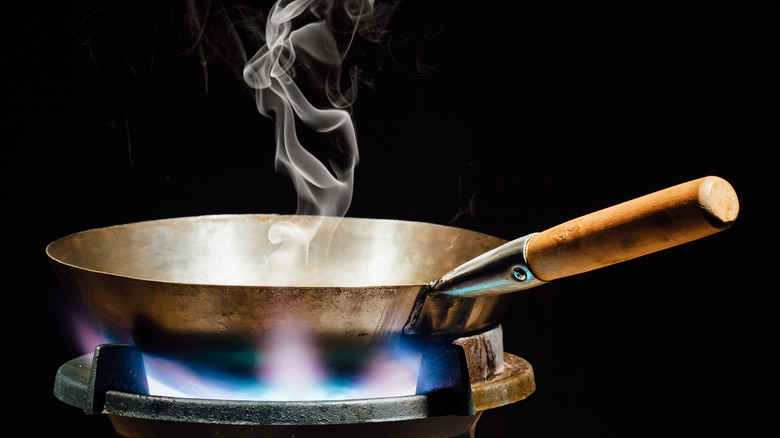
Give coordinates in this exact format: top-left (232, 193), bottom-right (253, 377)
top-left (432, 233), bottom-right (546, 297)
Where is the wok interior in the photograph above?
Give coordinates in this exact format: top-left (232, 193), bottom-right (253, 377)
top-left (47, 214), bottom-right (507, 288)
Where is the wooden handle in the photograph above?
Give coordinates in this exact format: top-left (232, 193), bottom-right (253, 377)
top-left (525, 176), bottom-right (739, 282)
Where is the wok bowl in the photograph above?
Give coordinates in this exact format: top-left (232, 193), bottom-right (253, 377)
top-left (46, 214), bottom-right (511, 362)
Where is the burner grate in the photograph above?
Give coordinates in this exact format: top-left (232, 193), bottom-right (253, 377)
top-left (54, 326), bottom-right (534, 437)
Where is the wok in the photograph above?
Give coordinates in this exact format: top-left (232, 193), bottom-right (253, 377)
top-left (47, 176), bottom-right (738, 363)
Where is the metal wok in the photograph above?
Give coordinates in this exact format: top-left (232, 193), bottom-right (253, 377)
top-left (46, 176), bottom-right (738, 363)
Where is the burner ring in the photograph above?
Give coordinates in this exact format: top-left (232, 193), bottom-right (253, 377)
top-left (54, 353), bottom-right (430, 425)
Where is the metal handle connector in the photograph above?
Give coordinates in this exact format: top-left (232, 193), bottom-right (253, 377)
top-left (431, 234), bottom-right (546, 298)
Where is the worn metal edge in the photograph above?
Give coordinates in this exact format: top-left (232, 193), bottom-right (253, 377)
top-left (470, 353), bottom-right (535, 412)
top-left (53, 353), bottom-right (93, 412)
top-left (101, 391), bottom-right (431, 425)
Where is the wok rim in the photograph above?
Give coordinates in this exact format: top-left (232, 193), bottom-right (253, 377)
top-left (45, 213), bottom-right (508, 290)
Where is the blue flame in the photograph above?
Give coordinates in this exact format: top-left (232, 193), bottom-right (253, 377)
top-left (142, 346), bottom-right (421, 401)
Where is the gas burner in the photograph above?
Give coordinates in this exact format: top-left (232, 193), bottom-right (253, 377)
top-left (54, 325), bottom-right (534, 438)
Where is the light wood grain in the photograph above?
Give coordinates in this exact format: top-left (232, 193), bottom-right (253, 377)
top-left (525, 176), bottom-right (739, 281)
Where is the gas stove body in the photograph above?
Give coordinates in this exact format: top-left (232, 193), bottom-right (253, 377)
top-left (54, 325), bottom-right (534, 437)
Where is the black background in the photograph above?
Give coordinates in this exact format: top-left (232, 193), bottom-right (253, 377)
top-left (5, 1), bottom-right (776, 436)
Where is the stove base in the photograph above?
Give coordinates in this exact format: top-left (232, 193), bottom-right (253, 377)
top-left (53, 326), bottom-right (535, 437)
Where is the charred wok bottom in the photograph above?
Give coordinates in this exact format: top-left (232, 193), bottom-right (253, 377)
top-left (54, 325), bottom-right (534, 437)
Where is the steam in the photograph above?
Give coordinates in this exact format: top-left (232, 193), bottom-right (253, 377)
top-left (243, 2), bottom-right (358, 219)
top-left (75, 1), bottom-right (395, 277)
top-left (240, 0), bottom-right (393, 277)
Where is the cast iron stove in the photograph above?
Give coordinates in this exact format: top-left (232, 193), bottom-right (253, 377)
top-left (54, 325), bottom-right (534, 437)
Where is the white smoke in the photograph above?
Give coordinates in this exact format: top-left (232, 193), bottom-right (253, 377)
top-left (242, 0), bottom-right (389, 277)
top-left (177, 0), bottom-right (395, 280)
